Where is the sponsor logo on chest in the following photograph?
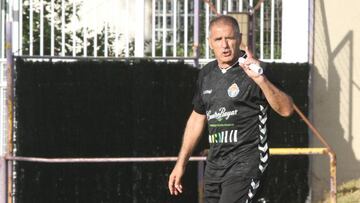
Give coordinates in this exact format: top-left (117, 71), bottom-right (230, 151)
top-left (206, 107), bottom-right (238, 122)
top-left (209, 130), bottom-right (238, 143)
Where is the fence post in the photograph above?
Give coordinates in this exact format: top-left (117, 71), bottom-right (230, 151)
top-left (197, 161), bottom-right (204, 203)
top-left (135, 0), bottom-right (145, 57)
top-left (329, 152), bottom-right (337, 203)
top-left (0, 156), bottom-right (6, 203)
top-left (248, 7), bottom-right (256, 53)
top-left (5, 21), bottom-right (14, 203)
top-left (193, 0), bottom-right (200, 67)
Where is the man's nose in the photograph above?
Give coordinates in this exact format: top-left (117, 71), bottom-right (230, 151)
top-left (221, 39), bottom-right (229, 48)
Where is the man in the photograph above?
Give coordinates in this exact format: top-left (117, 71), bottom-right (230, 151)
top-left (168, 15), bottom-right (294, 203)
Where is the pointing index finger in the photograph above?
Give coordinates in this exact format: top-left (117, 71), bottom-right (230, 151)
top-left (244, 46), bottom-right (254, 59)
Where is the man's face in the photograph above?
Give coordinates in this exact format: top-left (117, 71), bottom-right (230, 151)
top-left (208, 23), bottom-right (241, 67)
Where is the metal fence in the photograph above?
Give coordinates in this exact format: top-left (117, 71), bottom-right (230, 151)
top-left (1, 0), bottom-right (283, 59)
top-left (2, 147), bottom-right (335, 203)
top-left (1, 100), bottom-right (338, 203)
top-left (0, 0), bottom-right (286, 156)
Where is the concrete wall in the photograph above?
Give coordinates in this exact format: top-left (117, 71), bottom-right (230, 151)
top-left (311, 0), bottom-right (360, 201)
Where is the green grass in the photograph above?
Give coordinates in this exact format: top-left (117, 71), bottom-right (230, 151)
top-left (320, 178), bottom-right (360, 203)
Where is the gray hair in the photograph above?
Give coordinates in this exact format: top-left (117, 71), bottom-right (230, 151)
top-left (209, 15), bottom-right (241, 38)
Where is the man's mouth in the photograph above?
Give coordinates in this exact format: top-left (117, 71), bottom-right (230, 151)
top-left (222, 50), bottom-right (231, 56)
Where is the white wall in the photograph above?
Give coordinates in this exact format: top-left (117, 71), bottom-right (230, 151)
top-left (311, 0), bottom-right (360, 201)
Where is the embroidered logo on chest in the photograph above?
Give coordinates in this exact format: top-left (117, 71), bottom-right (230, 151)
top-left (227, 83), bottom-right (240, 97)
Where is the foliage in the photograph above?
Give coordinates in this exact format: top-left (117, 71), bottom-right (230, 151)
top-left (21, 0), bottom-right (126, 57)
top-left (22, 0), bottom-right (81, 55)
top-left (20, 0), bottom-right (282, 59)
